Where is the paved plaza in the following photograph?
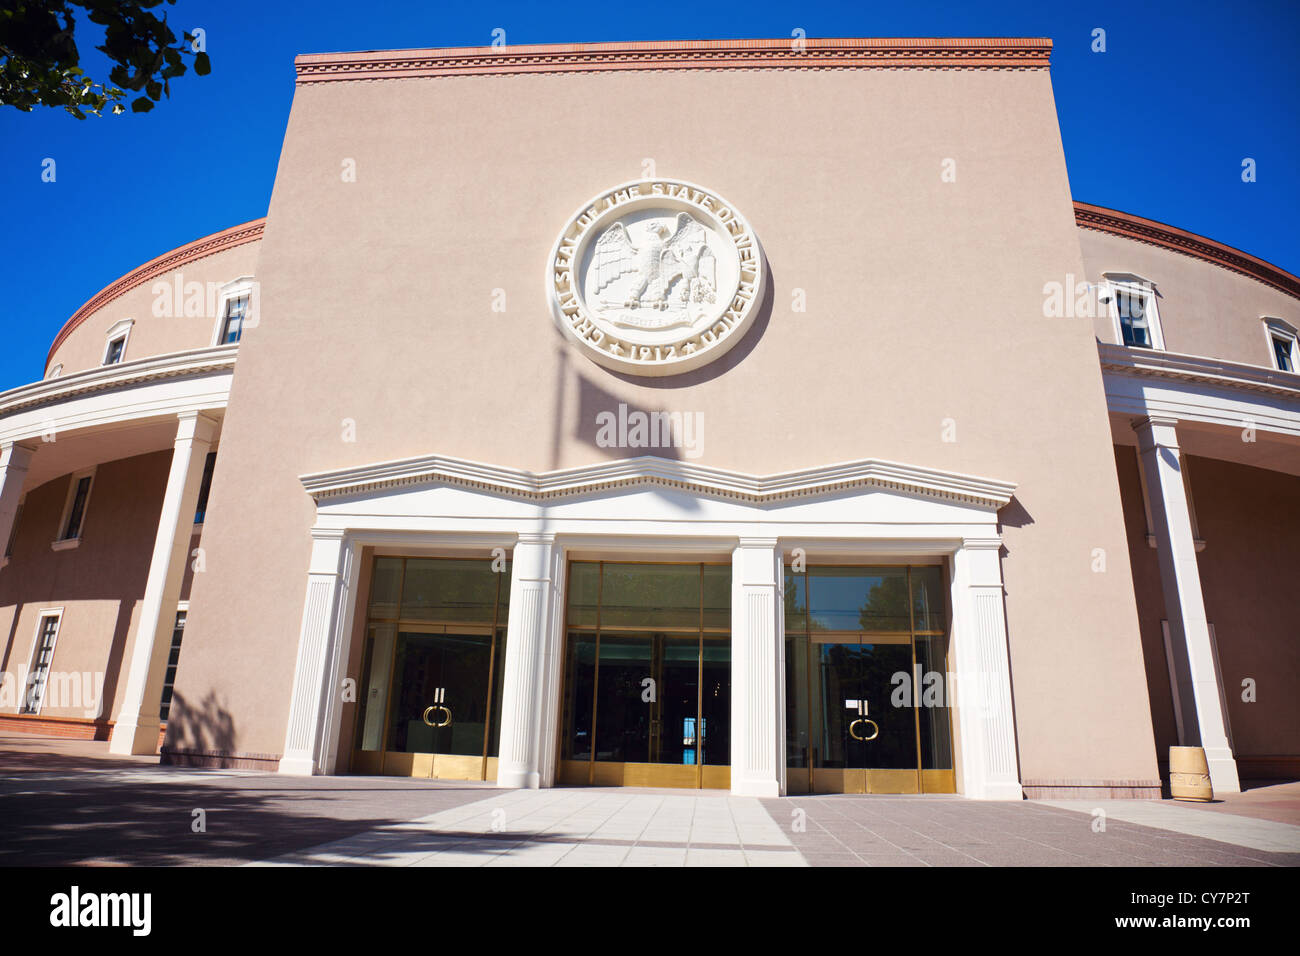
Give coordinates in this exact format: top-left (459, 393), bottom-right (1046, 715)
top-left (2, 734), bottom-right (1298, 868)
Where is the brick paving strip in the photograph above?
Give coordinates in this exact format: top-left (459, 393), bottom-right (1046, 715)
top-left (761, 795), bottom-right (1300, 867)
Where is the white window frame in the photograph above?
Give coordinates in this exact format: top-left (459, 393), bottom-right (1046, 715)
top-left (102, 318), bottom-right (134, 365)
top-left (52, 466), bottom-right (96, 551)
top-left (21, 608), bottom-right (64, 715)
top-left (1263, 317), bottom-right (1299, 373)
top-left (1101, 273), bottom-right (1165, 351)
top-left (210, 276), bottom-right (257, 347)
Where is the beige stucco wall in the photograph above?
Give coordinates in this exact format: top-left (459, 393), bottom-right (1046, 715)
top-left (175, 64), bottom-right (1158, 785)
top-left (0, 450), bottom-right (177, 721)
top-left (45, 239), bottom-right (261, 379)
top-left (1078, 228), bottom-right (1300, 365)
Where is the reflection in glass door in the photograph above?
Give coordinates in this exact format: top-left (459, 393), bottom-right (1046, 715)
top-left (785, 565), bottom-right (955, 794)
top-left (351, 556), bottom-right (510, 780)
top-left (558, 562), bottom-right (731, 789)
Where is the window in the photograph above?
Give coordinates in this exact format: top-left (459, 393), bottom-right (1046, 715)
top-left (53, 469), bottom-right (95, 548)
top-left (159, 609), bottom-right (186, 721)
top-left (4, 500), bottom-right (23, 560)
top-left (47, 364), bottom-right (62, 379)
top-left (211, 277), bottom-right (256, 347)
top-left (219, 295), bottom-right (248, 344)
top-left (102, 318), bottom-right (133, 365)
top-left (1264, 319), bottom-right (1299, 373)
top-left (1103, 274), bottom-right (1165, 350)
top-left (20, 612), bottom-right (62, 714)
top-left (1116, 290), bottom-right (1153, 347)
top-left (194, 451), bottom-right (217, 524)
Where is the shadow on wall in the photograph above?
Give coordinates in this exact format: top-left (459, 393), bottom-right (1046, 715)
top-left (160, 689), bottom-right (235, 762)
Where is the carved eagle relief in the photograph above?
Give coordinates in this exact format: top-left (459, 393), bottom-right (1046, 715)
top-left (591, 212), bottom-right (718, 327)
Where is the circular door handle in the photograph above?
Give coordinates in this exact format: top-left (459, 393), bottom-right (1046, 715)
top-left (849, 718), bottom-right (879, 741)
top-left (422, 705), bottom-right (452, 728)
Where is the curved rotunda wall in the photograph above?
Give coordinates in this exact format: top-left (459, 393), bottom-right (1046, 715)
top-left (44, 222), bottom-right (264, 378)
top-left (1076, 212), bottom-right (1300, 365)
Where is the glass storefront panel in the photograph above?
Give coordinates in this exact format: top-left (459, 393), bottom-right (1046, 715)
top-left (702, 564), bottom-right (731, 631)
top-left (566, 562), bottom-right (600, 629)
top-left (386, 631), bottom-right (493, 756)
top-left (699, 634), bottom-right (731, 766)
top-left (808, 566), bottom-right (911, 632)
top-left (915, 633), bottom-right (953, 770)
top-left (560, 561), bottom-right (732, 788)
top-left (351, 556), bottom-right (509, 780)
top-left (597, 562), bottom-right (701, 630)
top-left (561, 632), bottom-right (597, 761)
top-left (911, 566), bottom-right (946, 633)
top-left (593, 633), bottom-right (653, 763)
top-left (400, 558), bottom-right (500, 623)
top-left (785, 631), bottom-right (810, 768)
top-left (785, 563), bottom-right (955, 794)
top-left (368, 557), bottom-right (403, 619)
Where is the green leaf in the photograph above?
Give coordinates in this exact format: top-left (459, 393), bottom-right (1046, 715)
top-left (130, 95), bottom-right (154, 113)
top-left (193, 52), bottom-right (210, 76)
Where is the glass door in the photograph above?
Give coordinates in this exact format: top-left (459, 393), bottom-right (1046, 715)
top-left (558, 562), bottom-right (732, 789)
top-left (811, 635), bottom-right (919, 794)
top-left (785, 564), bottom-right (956, 794)
top-left (351, 556), bottom-right (509, 781)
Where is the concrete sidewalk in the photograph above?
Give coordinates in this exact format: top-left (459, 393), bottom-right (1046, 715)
top-left (3, 733), bottom-right (1298, 867)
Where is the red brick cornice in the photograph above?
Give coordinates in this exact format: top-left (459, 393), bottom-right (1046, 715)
top-left (294, 37), bottom-right (1053, 82)
top-left (1074, 201), bottom-right (1300, 301)
top-left (46, 218), bottom-right (265, 374)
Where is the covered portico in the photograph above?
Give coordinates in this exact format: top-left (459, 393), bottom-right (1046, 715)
top-left (277, 452), bottom-right (1025, 800)
top-left (1103, 343), bottom-right (1300, 793)
top-left (0, 347), bottom-right (235, 749)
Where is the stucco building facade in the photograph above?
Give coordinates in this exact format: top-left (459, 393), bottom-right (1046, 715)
top-left (1, 38), bottom-right (1295, 800)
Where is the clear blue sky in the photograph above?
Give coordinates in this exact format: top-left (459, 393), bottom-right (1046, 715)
top-left (2, 0), bottom-right (1297, 388)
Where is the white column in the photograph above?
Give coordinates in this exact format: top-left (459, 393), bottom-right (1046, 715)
top-left (109, 412), bottom-right (217, 755)
top-left (278, 528), bottom-right (350, 774)
top-left (730, 538), bottom-right (783, 797)
top-left (1134, 416), bottom-right (1240, 793)
top-left (951, 538), bottom-right (1022, 800)
top-left (495, 532), bottom-right (557, 789)
top-left (0, 442), bottom-right (35, 563)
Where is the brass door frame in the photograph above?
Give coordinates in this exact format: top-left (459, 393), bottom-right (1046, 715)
top-left (350, 556), bottom-right (507, 781)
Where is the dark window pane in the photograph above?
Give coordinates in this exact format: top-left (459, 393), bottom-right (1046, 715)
top-left (561, 632), bottom-right (597, 761)
top-left (1274, 337), bottom-right (1294, 372)
top-left (193, 452), bottom-right (217, 524)
top-left (63, 476), bottom-right (91, 540)
top-left (593, 634), bottom-right (652, 762)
